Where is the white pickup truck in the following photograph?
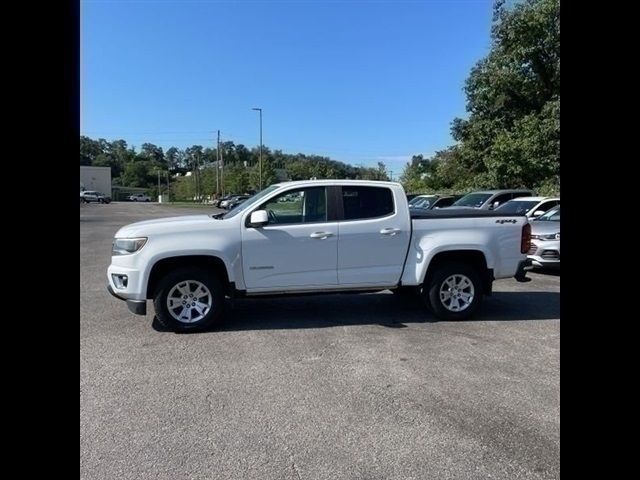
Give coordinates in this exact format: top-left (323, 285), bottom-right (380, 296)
top-left (108, 180), bottom-right (531, 331)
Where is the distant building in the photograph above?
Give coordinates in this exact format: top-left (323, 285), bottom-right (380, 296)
top-left (80, 166), bottom-right (111, 195)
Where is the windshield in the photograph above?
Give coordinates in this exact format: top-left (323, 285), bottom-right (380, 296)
top-left (452, 193), bottom-right (492, 208)
top-left (409, 196), bottom-right (436, 209)
top-left (495, 200), bottom-right (538, 215)
top-left (536, 206), bottom-right (560, 222)
top-left (220, 185), bottom-right (281, 219)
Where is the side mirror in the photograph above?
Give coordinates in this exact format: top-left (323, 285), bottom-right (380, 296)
top-left (533, 210), bottom-right (545, 217)
top-left (489, 201), bottom-right (500, 210)
top-left (248, 210), bottom-right (269, 227)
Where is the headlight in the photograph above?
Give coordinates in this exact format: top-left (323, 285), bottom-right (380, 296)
top-left (536, 232), bottom-right (560, 241)
top-left (112, 237), bottom-right (147, 256)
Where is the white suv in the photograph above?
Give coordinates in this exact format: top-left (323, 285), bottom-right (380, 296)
top-left (495, 196), bottom-right (559, 218)
top-left (129, 194), bottom-right (151, 202)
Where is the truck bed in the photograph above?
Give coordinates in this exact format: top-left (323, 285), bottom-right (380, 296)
top-left (410, 209), bottom-right (528, 219)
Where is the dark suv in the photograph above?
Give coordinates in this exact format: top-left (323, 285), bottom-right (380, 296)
top-left (408, 194), bottom-right (464, 211)
top-left (448, 189), bottom-right (533, 210)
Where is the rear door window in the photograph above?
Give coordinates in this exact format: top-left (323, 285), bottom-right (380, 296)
top-left (341, 186), bottom-right (394, 220)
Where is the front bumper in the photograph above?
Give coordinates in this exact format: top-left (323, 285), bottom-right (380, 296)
top-left (107, 284), bottom-right (147, 315)
top-left (527, 240), bottom-right (560, 269)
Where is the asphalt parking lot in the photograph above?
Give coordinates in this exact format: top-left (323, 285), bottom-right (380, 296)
top-left (80, 202), bottom-right (559, 480)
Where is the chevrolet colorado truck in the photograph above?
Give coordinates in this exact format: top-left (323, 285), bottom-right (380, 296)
top-left (107, 180), bottom-right (531, 332)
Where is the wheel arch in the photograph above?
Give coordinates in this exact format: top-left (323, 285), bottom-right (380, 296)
top-left (422, 250), bottom-right (493, 295)
top-left (146, 255), bottom-right (231, 299)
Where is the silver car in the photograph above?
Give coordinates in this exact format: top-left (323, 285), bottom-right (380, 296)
top-left (528, 206), bottom-right (560, 269)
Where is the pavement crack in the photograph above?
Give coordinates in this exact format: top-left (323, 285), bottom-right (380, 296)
top-left (291, 460), bottom-right (302, 480)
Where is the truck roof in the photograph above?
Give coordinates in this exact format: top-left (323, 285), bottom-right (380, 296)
top-left (505, 196), bottom-right (559, 202)
top-left (273, 179), bottom-right (402, 188)
top-left (472, 189), bottom-right (533, 194)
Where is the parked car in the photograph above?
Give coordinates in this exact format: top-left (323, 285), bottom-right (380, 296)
top-left (213, 195), bottom-right (233, 208)
top-left (221, 195), bottom-right (252, 209)
top-left (408, 194), bottom-right (464, 211)
top-left (129, 194), bottom-right (151, 202)
top-left (528, 205), bottom-right (560, 269)
top-left (447, 189), bottom-right (533, 210)
top-left (495, 196), bottom-right (559, 218)
top-left (107, 180), bottom-right (531, 332)
top-left (225, 195), bottom-right (251, 210)
top-left (219, 195), bottom-right (239, 209)
top-left (80, 191), bottom-right (111, 204)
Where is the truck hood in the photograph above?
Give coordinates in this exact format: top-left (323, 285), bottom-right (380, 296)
top-left (115, 214), bottom-right (218, 237)
top-left (530, 220), bottom-right (560, 236)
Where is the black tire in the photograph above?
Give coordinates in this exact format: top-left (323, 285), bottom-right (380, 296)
top-left (145, 199), bottom-right (150, 202)
top-left (425, 262), bottom-right (483, 321)
top-left (153, 267), bottom-right (225, 332)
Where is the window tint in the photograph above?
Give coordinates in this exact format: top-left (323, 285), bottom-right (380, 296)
top-left (537, 206), bottom-right (560, 222)
top-left (495, 200), bottom-right (538, 214)
top-left (452, 193), bottom-right (492, 208)
top-left (342, 186), bottom-right (394, 220)
top-left (511, 192), bottom-right (532, 199)
top-left (260, 187), bottom-right (327, 224)
top-left (433, 197), bottom-right (456, 208)
top-left (492, 193), bottom-right (513, 207)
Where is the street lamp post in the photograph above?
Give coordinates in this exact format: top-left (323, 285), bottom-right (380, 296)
top-left (252, 107), bottom-right (263, 190)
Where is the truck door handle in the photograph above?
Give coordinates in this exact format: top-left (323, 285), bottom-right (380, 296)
top-left (310, 231), bottom-right (334, 239)
top-left (380, 227), bottom-right (401, 236)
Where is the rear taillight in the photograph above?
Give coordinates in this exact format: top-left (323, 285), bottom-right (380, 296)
top-left (521, 223), bottom-right (531, 254)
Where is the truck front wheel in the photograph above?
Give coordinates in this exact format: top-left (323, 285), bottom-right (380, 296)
top-left (425, 262), bottom-right (483, 321)
top-left (153, 268), bottom-right (225, 332)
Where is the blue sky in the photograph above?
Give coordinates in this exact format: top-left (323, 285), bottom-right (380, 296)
top-left (81, 0), bottom-right (493, 173)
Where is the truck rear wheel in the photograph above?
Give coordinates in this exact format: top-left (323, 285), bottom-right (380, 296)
top-left (425, 262), bottom-right (483, 321)
top-left (153, 267), bottom-right (225, 332)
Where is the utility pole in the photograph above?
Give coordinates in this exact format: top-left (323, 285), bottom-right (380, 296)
top-left (216, 130), bottom-right (220, 196)
top-left (220, 141), bottom-right (225, 197)
top-left (165, 171), bottom-right (170, 203)
top-left (252, 107), bottom-right (263, 190)
top-left (157, 169), bottom-right (161, 202)
top-left (192, 153), bottom-right (197, 201)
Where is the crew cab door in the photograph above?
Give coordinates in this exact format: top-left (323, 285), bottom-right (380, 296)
top-left (337, 185), bottom-right (411, 286)
top-left (242, 186), bottom-right (338, 290)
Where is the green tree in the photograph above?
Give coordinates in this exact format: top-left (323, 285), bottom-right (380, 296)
top-left (121, 160), bottom-right (156, 188)
top-left (141, 143), bottom-right (165, 165)
top-left (80, 136), bottom-right (103, 165)
top-left (450, 0), bottom-right (560, 192)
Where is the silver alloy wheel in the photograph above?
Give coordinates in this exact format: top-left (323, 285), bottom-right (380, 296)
top-left (439, 274), bottom-right (475, 312)
top-left (166, 280), bottom-right (213, 323)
